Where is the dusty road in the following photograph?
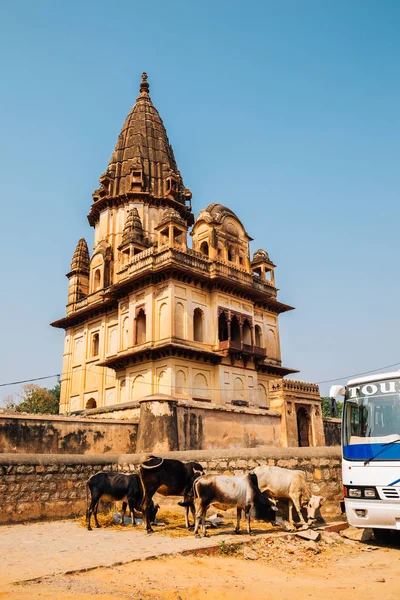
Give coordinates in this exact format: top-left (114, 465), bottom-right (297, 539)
top-left (0, 514), bottom-right (399, 599)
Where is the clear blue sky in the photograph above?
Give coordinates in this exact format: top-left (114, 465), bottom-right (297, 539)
top-left (1, 0), bottom-right (399, 401)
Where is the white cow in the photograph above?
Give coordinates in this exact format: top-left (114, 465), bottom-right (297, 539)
top-left (253, 465), bottom-right (324, 525)
top-left (193, 473), bottom-right (277, 537)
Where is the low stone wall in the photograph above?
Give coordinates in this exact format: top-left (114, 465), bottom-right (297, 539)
top-left (323, 418), bottom-right (341, 446)
top-left (176, 403), bottom-right (282, 450)
top-left (0, 414), bottom-right (138, 455)
top-left (0, 446), bottom-right (342, 524)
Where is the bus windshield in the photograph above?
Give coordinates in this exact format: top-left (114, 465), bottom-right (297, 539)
top-left (344, 378), bottom-right (400, 448)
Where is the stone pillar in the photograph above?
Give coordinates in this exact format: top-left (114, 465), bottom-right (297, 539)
top-left (136, 395), bottom-right (179, 453)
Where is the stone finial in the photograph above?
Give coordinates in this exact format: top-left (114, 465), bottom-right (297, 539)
top-left (70, 238), bottom-right (90, 273)
top-left (140, 72), bottom-right (149, 95)
top-left (121, 208), bottom-right (145, 246)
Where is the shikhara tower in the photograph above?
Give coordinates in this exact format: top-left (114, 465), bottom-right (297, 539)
top-left (52, 73), bottom-right (324, 448)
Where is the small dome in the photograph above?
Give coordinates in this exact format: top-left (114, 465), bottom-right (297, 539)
top-left (200, 203), bottom-right (242, 225)
top-left (159, 208), bottom-right (186, 227)
top-left (252, 248), bottom-right (270, 262)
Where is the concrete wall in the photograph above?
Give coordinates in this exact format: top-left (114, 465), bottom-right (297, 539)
top-left (0, 446), bottom-right (342, 525)
top-left (0, 414), bottom-right (138, 455)
top-left (323, 418), bottom-right (341, 446)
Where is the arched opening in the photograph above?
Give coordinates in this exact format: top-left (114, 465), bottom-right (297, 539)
top-left (159, 302), bottom-right (168, 339)
top-left (234, 377), bottom-right (244, 401)
top-left (231, 315), bottom-right (241, 344)
top-left (175, 370), bottom-right (186, 394)
top-left (175, 302), bottom-right (185, 339)
top-left (104, 260), bottom-right (111, 288)
top-left (267, 328), bottom-right (276, 358)
top-left (199, 241), bottom-right (209, 257)
top-left (136, 309), bottom-right (146, 344)
top-left (131, 375), bottom-right (147, 400)
top-left (255, 325), bottom-right (263, 347)
top-left (227, 247), bottom-right (234, 262)
top-left (218, 312), bottom-right (229, 342)
top-left (259, 384), bottom-right (269, 407)
top-left (120, 380), bottom-right (126, 403)
top-left (242, 319), bottom-right (252, 345)
top-left (297, 407), bottom-right (311, 447)
top-left (193, 373), bottom-right (209, 399)
top-left (193, 308), bottom-right (204, 342)
top-left (94, 269), bottom-right (101, 291)
top-left (86, 398), bottom-right (97, 409)
top-left (122, 317), bottom-right (129, 348)
top-left (157, 370), bottom-right (167, 394)
top-left (91, 333), bottom-right (99, 357)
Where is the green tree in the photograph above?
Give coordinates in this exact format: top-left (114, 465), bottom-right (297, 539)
top-left (321, 396), bottom-right (343, 419)
top-left (5, 383), bottom-right (60, 415)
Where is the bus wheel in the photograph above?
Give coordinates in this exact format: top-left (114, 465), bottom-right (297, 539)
top-left (373, 528), bottom-right (392, 543)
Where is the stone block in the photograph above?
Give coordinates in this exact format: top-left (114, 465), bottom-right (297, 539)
top-left (341, 527), bottom-right (373, 542)
top-left (35, 465), bottom-right (45, 473)
top-left (313, 468), bottom-right (322, 480)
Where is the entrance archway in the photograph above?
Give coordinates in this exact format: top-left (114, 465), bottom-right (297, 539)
top-left (297, 407), bottom-right (311, 447)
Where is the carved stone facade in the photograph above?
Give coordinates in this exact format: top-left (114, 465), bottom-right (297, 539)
top-left (52, 73), bottom-right (324, 448)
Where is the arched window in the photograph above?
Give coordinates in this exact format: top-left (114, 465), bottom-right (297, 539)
top-left (136, 309), bottom-right (146, 344)
top-left (231, 315), bottom-right (241, 344)
top-left (104, 260), bottom-right (111, 288)
top-left (91, 333), bottom-right (99, 357)
top-left (227, 247), bottom-right (234, 262)
top-left (255, 325), bottom-right (263, 347)
top-left (259, 384), bottom-right (268, 407)
top-left (193, 373), bottom-right (209, 399)
top-left (242, 319), bottom-right (252, 345)
top-left (122, 317), bottom-right (129, 348)
top-left (120, 379), bottom-right (126, 403)
top-left (175, 302), bottom-right (185, 339)
top-left (267, 328), bottom-right (276, 358)
top-left (218, 311), bottom-right (228, 342)
top-left (175, 370), bottom-right (186, 394)
top-left (199, 241), bottom-right (209, 257)
top-left (157, 370), bottom-right (167, 394)
top-left (159, 302), bottom-right (168, 339)
top-left (193, 308), bottom-right (204, 342)
top-left (234, 377), bottom-right (244, 400)
top-left (131, 374), bottom-right (146, 400)
top-left (86, 398), bottom-right (97, 409)
top-left (94, 269), bottom-right (101, 291)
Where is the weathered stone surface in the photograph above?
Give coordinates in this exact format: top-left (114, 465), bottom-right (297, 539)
top-left (296, 528), bottom-right (321, 542)
top-left (341, 527), bottom-right (373, 542)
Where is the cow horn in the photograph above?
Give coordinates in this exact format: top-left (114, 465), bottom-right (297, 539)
top-left (141, 457), bottom-right (164, 469)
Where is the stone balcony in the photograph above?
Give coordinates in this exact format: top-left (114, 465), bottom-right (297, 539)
top-left (115, 246), bottom-right (277, 298)
top-left (217, 339), bottom-right (267, 358)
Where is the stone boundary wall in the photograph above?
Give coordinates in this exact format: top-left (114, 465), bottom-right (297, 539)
top-left (0, 414), bottom-right (138, 455)
top-left (0, 446), bottom-right (342, 525)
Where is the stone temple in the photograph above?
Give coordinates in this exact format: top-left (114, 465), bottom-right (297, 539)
top-left (51, 73), bottom-right (325, 450)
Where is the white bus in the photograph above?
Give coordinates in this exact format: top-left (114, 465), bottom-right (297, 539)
top-left (330, 371), bottom-right (400, 541)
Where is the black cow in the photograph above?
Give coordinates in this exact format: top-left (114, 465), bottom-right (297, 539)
top-left (139, 455), bottom-right (205, 533)
top-left (86, 471), bottom-right (159, 531)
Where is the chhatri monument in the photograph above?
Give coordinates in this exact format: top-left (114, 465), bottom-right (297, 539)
top-left (51, 74), bottom-right (324, 449)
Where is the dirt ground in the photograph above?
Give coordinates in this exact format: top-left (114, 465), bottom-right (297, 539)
top-left (1, 519), bottom-right (400, 600)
